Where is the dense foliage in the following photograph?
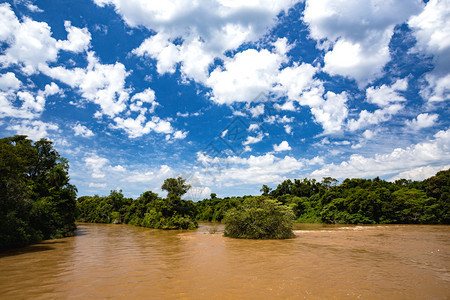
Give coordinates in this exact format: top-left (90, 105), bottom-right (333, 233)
top-left (196, 170), bottom-right (450, 225)
top-left (0, 136), bottom-right (77, 251)
top-left (223, 197), bottom-right (295, 239)
top-left (77, 177), bottom-right (198, 230)
top-left (3, 134), bottom-right (447, 248)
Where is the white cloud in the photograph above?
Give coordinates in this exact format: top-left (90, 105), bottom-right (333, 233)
top-left (0, 14), bottom-right (58, 74)
top-left (303, 0), bottom-right (424, 86)
top-left (57, 21), bottom-right (91, 53)
top-left (310, 91), bottom-right (348, 134)
top-left (131, 88), bottom-right (155, 103)
top-left (42, 52), bottom-right (130, 118)
top-left (73, 123), bottom-right (95, 137)
top-left (183, 186), bottom-right (212, 200)
top-left (26, 4), bottom-right (43, 13)
top-left (99, 0), bottom-right (298, 83)
top-left (0, 72), bottom-right (21, 91)
top-left (42, 82), bottom-right (61, 97)
top-left (206, 44), bottom-right (287, 104)
top-left (312, 129), bottom-right (450, 179)
top-left (347, 104), bottom-right (404, 132)
top-left (0, 91), bottom-right (45, 119)
top-left (420, 73), bottom-right (450, 102)
top-left (243, 133), bottom-right (265, 145)
top-left (248, 124), bottom-right (259, 132)
top-left (0, 5), bottom-right (136, 123)
top-left (389, 165), bottom-right (450, 182)
top-left (345, 78), bottom-right (409, 132)
top-left (405, 113), bottom-right (439, 130)
top-left (273, 141), bottom-right (291, 152)
top-left (409, 0), bottom-right (450, 102)
top-left (275, 63), bottom-right (348, 134)
top-left (111, 114), bottom-right (174, 138)
top-left (89, 182), bottom-right (107, 188)
top-left (274, 101), bottom-right (296, 111)
top-left (122, 165), bottom-right (174, 184)
top-left (173, 130), bottom-right (188, 139)
top-left (0, 5), bottom-right (93, 75)
top-left (84, 154), bottom-right (110, 179)
top-left (284, 124), bottom-right (292, 134)
top-left (110, 165), bottom-right (126, 172)
top-left (275, 62), bottom-right (320, 102)
top-left (366, 78), bottom-right (408, 107)
top-left (250, 104), bottom-right (265, 118)
top-left (7, 120), bottom-right (59, 140)
top-left (195, 152), bottom-right (322, 187)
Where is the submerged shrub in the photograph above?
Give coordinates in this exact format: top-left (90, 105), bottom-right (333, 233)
top-left (223, 197), bottom-right (295, 239)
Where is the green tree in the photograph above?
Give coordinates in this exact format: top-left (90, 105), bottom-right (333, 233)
top-left (223, 197), bottom-right (295, 239)
top-left (0, 136), bottom-right (77, 250)
top-left (260, 184), bottom-right (272, 196)
top-left (161, 177), bottom-right (191, 199)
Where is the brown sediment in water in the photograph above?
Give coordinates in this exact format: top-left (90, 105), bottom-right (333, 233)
top-left (0, 223), bottom-right (449, 299)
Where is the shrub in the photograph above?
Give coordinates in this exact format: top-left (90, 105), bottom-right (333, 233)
top-left (223, 197), bottom-right (295, 239)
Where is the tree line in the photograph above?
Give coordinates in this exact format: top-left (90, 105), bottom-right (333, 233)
top-left (196, 171), bottom-right (449, 225)
top-left (78, 169), bottom-right (449, 231)
top-left (1, 135), bottom-right (449, 248)
top-left (0, 136), bottom-right (77, 251)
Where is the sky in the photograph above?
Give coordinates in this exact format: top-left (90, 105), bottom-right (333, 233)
top-left (0, 0), bottom-right (449, 200)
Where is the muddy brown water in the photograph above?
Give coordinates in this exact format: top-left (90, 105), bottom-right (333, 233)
top-left (0, 223), bottom-right (449, 299)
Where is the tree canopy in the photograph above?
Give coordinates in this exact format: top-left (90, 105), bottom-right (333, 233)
top-left (161, 177), bottom-right (191, 199)
top-left (0, 135), bottom-right (77, 250)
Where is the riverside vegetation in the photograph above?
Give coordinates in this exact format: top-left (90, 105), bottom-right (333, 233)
top-left (0, 136), bottom-right (77, 251)
top-left (1, 135), bottom-right (449, 249)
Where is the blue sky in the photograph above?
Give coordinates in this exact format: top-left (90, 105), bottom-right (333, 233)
top-left (1, 0), bottom-right (449, 199)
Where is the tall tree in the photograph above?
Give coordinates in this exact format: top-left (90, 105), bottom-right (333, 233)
top-left (161, 177), bottom-right (191, 199)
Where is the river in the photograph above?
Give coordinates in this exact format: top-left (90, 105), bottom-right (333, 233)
top-left (0, 223), bottom-right (449, 299)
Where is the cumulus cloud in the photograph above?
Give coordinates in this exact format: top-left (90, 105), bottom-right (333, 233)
top-left (97, 0), bottom-right (298, 83)
top-left (0, 86), bottom-right (56, 119)
top-left (405, 113), bottom-right (439, 130)
top-left (347, 104), bottom-right (404, 131)
top-left (111, 115), bottom-right (174, 138)
top-left (206, 42), bottom-right (288, 104)
top-left (57, 21), bottom-right (91, 53)
top-left (389, 165), bottom-right (450, 182)
top-left (243, 133), bottom-right (265, 145)
top-left (89, 182), bottom-right (107, 188)
top-left (346, 79), bottom-right (409, 131)
top-left (0, 72), bottom-right (21, 91)
top-left (73, 123), bottom-right (95, 137)
top-left (303, 0), bottom-right (424, 86)
top-left (0, 4), bottom-right (92, 75)
top-left (409, 0), bottom-right (450, 102)
top-left (173, 130), bottom-right (188, 139)
top-left (84, 154), bottom-right (129, 179)
top-left (366, 78), bottom-right (408, 107)
top-left (122, 165), bottom-right (174, 184)
top-left (273, 141), bottom-right (291, 152)
top-left (7, 120), bottom-right (59, 140)
top-left (42, 52), bottom-right (129, 118)
top-left (84, 154), bottom-right (110, 179)
top-left (275, 63), bottom-right (349, 134)
top-left (0, 7), bottom-right (58, 74)
top-left (195, 152), bottom-right (323, 187)
top-left (311, 129), bottom-right (450, 179)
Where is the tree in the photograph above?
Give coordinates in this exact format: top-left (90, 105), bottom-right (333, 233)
top-left (223, 197), bottom-right (295, 239)
top-left (0, 135), bottom-right (77, 250)
top-left (322, 177), bottom-right (338, 190)
top-left (210, 193), bottom-right (217, 199)
top-left (161, 177), bottom-right (191, 199)
top-left (260, 184), bottom-right (272, 196)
